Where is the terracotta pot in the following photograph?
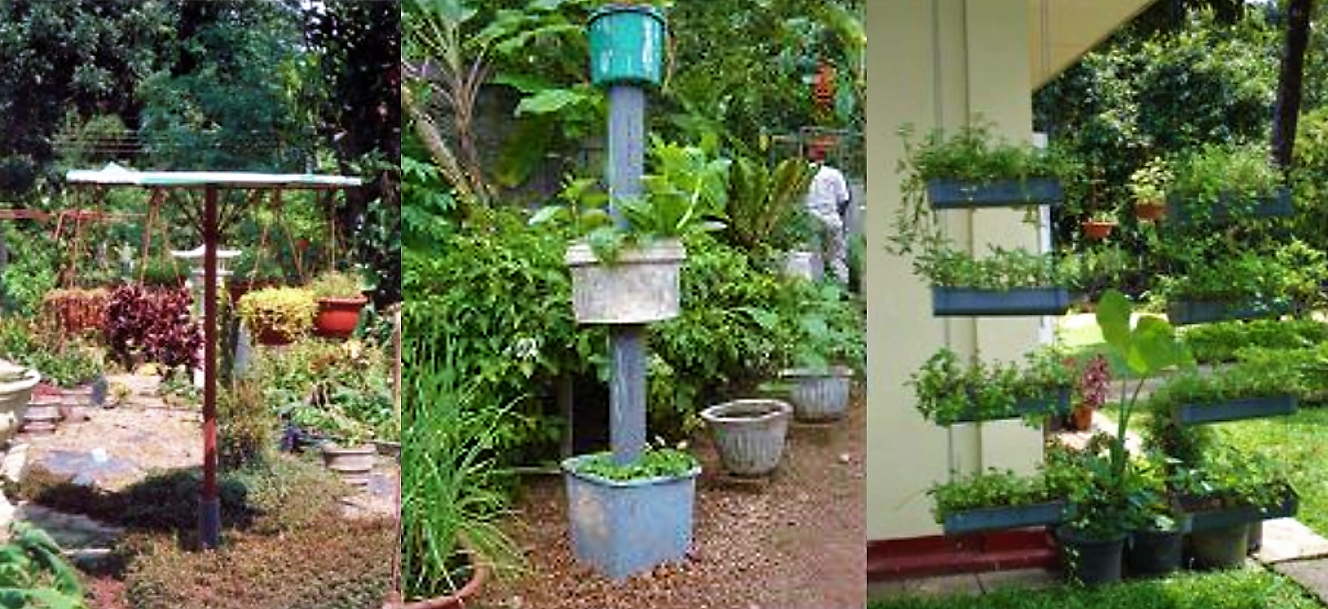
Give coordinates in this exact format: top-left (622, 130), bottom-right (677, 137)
top-left (1134, 201), bottom-right (1166, 221)
top-left (398, 542), bottom-right (489, 609)
top-left (1081, 220), bottom-right (1116, 240)
top-left (1069, 405), bottom-right (1095, 431)
top-left (314, 296), bottom-right (368, 339)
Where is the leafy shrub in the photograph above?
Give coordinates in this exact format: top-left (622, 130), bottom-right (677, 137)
top-left (102, 284), bottom-right (201, 370)
top-left (218, 379), bottom-right (275, 471)
top-left (236, 287), bottom-right (317, 342)
top-left (249, 339), bottom-right (396, 444)
top-left (1181, 319), bottom-right (1328, 363)
top-left (41, 287), bottom-right (110, 337)
top-left (0, 523), bottom-right (86, 608)
top-left (309, 270), bottom-right (363, 300)
top-left (0, 318), bottom-right (103, 388)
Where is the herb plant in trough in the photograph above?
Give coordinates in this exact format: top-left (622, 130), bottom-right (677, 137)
top-left (909, 348), bottom-right (1073, 425)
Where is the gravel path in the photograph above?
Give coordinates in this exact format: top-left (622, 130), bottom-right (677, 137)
top-left (482, 390), bottom-right (866, 609)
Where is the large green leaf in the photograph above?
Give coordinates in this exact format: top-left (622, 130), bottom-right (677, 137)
top-left (515, 88), bottom-right (589, 116)
top-left (1096, 289), bottom-right (1133, 357)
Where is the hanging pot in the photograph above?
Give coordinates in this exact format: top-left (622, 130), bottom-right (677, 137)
top-left (314, 296), bottom-right (368, 339)
top-left (1081, 220), bottom-right (1116, 240)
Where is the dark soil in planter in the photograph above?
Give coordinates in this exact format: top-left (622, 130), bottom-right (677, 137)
top-left (481, 386), bottom-right (866, 609)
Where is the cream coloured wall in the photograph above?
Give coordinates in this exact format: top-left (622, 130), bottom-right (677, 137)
top-left (863, 0), bottom-right (1081, 542)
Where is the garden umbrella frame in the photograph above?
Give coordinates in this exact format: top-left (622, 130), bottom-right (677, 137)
top-left (65, 164), bottom-right (362, 549)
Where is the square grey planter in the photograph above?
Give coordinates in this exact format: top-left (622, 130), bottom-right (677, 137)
top-left (1173, 394), bottom-right (1298, 425)
top-left (566, 240), bottom-right (685, 324)
top-left (562, 455), bottom-right (700, 580)
top-left (927, 178), bottom-right (1062, 209)
top-left (942, 500), bottom-right (1066, 536)
top-left (1167, 299), bottom-right (1290, 326)
top-left (943, 388), bottom-right (1072, 426)
top-left (932, 286), bottom-right (1071, 317)
top-left (1167, 188), bottom-right (1292, 224)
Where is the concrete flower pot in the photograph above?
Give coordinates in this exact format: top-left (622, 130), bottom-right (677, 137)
top-left (0, 363), bottom-right (41, 446)
top-left (561, 454), bottom-right (699, 580)
top-left (566, 240), bottom-right (685, 324)
top-left (781, 366), bottom-right (853, 422)
top-left (321, 443), bottom-right (376, 486)
top-left (700, 399), bottom-right (792, 477)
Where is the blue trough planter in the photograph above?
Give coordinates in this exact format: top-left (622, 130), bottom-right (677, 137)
top-left (932, 286), bottom-right (1071, 317)
top-left (1167, 188), bottom-right (1292, 224)
top-left (1167, 299), bottom-right (1290, 326)
top-left (1173, 394), bottom-right (1298, 425)
top-left (926, 178), bottom-right (1063, 209)
top-left (562, 455), bottom-right (700, 580)
top-left (941, 388), bottom-right (1072, 426)
top-left (943, 501), bottom-right (1066, 536)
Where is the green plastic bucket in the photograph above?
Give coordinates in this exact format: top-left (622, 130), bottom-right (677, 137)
top-left (587, 5), bottom-right (666, 87)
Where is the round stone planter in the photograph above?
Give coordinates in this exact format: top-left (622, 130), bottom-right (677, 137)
top-left (587, 4), bottom-right (667, 88)
top-left (699, 399), bottom-right (792, 476)
top-left (566, 240), bottom-right (685, 324)
top-left (314, 296), bottom-right (368, 339)
top-left (321, 443), bottom-right (376, 486)
top-left (781, 366), bottom-right (854, 422)
top-left (0, 365), bottom-right (41, 446)
top-left (21, 397), bottom-right (62, 436)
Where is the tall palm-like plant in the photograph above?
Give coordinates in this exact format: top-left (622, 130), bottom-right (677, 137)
top-left (401, 342), bottom-right (522, 601)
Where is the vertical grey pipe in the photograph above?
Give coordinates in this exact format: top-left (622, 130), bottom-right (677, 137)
top-left (607, 84), bottom-right (648, 466)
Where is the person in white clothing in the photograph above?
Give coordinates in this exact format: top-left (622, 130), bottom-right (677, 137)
top-left (804, 144), bottom-right (850, 284)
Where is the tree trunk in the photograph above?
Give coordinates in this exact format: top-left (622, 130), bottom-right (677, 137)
top-left (1272, 0), bottom-right (1315, 169)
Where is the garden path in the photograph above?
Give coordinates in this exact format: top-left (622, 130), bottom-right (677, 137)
top-left (482, 388), bottom-right (866, 609)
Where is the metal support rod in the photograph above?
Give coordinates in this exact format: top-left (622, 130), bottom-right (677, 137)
top-left (606, 84), bottom-right (648, 466)
top-left (610, 325), bottom-right (647, 465)
top-left (200, 185), bottom-right (220, 549)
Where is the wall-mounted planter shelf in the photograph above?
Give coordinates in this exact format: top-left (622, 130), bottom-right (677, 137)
top-left (940, 388), bottom-right (1072, 426)
top-left (1167, 188), bottom-right (1292, 224)
top-left (1188, 494), bottom-right (1298, 532)
top-left (1167, 299), bottom-right (1289, 326)
top-left (942, 500), bottom-right (1066, 536)
top-left (927, 178), bottom-right (1062, 209)
top-left (932, 286), bottom-right (1071, 317)
top-left (1173, 394), bottom-right (1297, 425)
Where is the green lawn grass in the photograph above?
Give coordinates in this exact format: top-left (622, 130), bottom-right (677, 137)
top-left (1216, 408), bottom-right (1328, 537)
top-left (870, 568), bottom-right (1323, 609)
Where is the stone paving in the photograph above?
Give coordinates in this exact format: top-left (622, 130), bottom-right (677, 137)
top-left (0, 371), bottom-right (400, 562)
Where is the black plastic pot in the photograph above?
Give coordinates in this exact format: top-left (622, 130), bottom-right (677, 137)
top-left (1189, 523), bottom-right (1249, 570)
top-left (1173, 394), bottom-right (1298, 425)
top-left (1248, 520), bottom-right (1263, 555)
top-left (927, 178), bottom-right (1063, 209)
top-left (1057, 527), bottom-right (1125, 586)
top-left (1126, 522), bottom-right (1188, 578)
top-left (943, 501), bottom-right (1066, 536)
top-left (932, 286), bottom-right (1072, 317)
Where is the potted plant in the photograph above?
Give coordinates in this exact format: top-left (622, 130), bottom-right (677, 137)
top-left (909, 348), bottom-right (1073, 426)
top-left (1048, 290), bottom-right (1187, 585)
top-left (699, 398), bottom-right (792, 477)
top-left (1129, 158), bottom-right (1171, 221)
top-left (587, 3), bottom-right (667, 88)
top-left (778, 283), bottom-right (864, 422)
top-left (400, 351), bottom-right (521, 608)
top-left (540, 141), bottom-right (729, 325)
top-left (40, 287), bottom-right (110, 337)
top-left (237, 287), bottom-right (317, 346)
top-left (1081, 210), bottom-right (1118, 240)
top-left (1159, 251), bottom-right (1297, 326)
top-left (1147, 358), bottom-right (1301, 425)
top-left (928, 468), bottom-right (1064, 535)
top-left (1067, 354), bottom-right (1110, 432)
top-left (915, 244), bottom-right (1071, 317)
top-left (1168, 143), bottom-right (1290, 223)
top-left (310, 270), bottom-right (368, 339)
top-left (1175, 446), bottom-right (1297, 569)
top-left (1125, 452), bottom-right (1193, 578)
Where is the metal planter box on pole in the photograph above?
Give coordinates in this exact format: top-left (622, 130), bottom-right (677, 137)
top-left (926, 178), bottom-right (1063, 209)
top-left (932, 286), bottom-right (1071, 317)
top-left (1167, 299), bottom-right (1290, 326)
top-left (1167, 188), bottom-right (1293, 224)
top-left (943, 388), bottom-right (1072, 426)
top-left (562, 456), bottom-right (700, 580)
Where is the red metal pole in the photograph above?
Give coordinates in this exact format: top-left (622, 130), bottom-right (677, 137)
top-left (200, 185), bottom-right (220, 549)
